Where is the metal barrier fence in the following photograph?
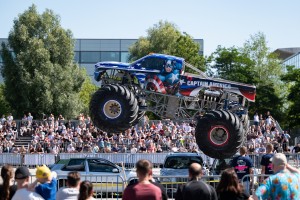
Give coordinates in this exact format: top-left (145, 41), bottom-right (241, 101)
top-left (9, 173), bottom-right (284, 199)
top-left (1, 152), bottom-right (300, 168)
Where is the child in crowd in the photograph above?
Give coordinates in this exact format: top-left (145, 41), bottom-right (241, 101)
top-left (29, 165), bottom-right (57, 200)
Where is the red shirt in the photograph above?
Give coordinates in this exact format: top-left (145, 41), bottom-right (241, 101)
top-left (122, 183), bottom-right (162, 200)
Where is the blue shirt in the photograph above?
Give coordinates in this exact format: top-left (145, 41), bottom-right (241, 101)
top-left (260, 154), bottom-right (274, 175)
top-left (255, 171), bottom-right (300, 200)
top-left (35, 178), bottom-right (57, 200)
top-left (231, 155), bottom-right (253, 181)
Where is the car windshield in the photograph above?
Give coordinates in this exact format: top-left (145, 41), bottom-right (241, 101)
top-left (88, 159), bottom-right (118, 172)
top-left (164, 156), bottom-right (203, 169)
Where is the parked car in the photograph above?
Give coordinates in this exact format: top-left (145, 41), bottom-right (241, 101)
top-left (159, 152), bottom-right (206, 194)
top-left (51, 157), bottom-right (136, 193)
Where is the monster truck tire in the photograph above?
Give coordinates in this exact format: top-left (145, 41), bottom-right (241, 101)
top-left (195, 110), bottom-right (244, 159)
top-left (133, 98), bottom-right (146, 124)
top-left (90, 84), bottom-right (138, 132)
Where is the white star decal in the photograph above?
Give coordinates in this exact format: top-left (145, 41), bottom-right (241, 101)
top-left (169, 73), bottom-right (178, 84)
top-left (179, 79), bottom-right (185, 85)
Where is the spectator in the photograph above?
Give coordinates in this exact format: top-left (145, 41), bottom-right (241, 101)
top-left (254, 153), bottom-right (300, 200)
top-left (260, 143), bottom-right (274, 181)
top-left (56, 171), bottom-right (80, 200)
top-left (216, 168), bottom-right (252, 200)
top-left (123, 159), bottom-right (162, 200)
top-left (0, 165), bottom-right (17, 200)
top-left (111, 143), bottom-right (120, 153)
top-left (27, 113), bottom-right (33, 127)
top-left (292, 143), bottom-right (300, 167)
top-left (78, 181), bottom-right (95, 200)
top-left (12, 166), bottom-right (44, 200)
top-left (130, 144), bottom-right (138, 154)
top-left (175, 162), bottom-right (217, 200)
top-left (30, 165), bottom-right (57, 200)
top-left (127, 165), bottom-right (168, 200)
top-left (231, 146), bottom-right (254, 192)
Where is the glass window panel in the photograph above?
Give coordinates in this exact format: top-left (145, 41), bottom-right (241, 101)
top-left (81, 40), bottom-right (101, 51)
top-left (81, 52), bottom-right (100, 63)
top-left (121, 52), bottom-right (129, 62)
top-left (101, 52), bottom-right (120, 62)
top-left (100, 40), bottom-right (120, 51)
top-left (120, 39), bottom-right (137, 51)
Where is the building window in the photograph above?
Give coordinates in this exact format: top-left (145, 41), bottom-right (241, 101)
top-left (81, 52), bottom-right (100, 63)
top-left (121, 52), bottom-right (129, 62)
top-left (101, 52), bottom-right (120, 62)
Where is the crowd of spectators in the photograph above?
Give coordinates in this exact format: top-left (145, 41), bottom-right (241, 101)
top-left (0, 111), bottom-right (293, 156)
top-left (247, 111), bottom-right (291, 155)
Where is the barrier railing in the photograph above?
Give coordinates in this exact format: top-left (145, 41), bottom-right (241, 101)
top-left (1, 152), bottom-right (300, 170)
top-left (241, 174), bottom-right (271, 194)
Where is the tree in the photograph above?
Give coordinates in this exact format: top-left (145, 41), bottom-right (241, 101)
top-left (281, 66), bottom-right (300, 128)
top-left (241, 32), bottom-right (285, 119)
top-left (208, 32), bottom-right (285, 120)
top-left (242, 32), bottom-right (284, 88)
top-left (210, 46), bottom-right (256, 84)
top-left (0, 84), bottom-right (11, 115)
top-left (1, 5), bottom-right (85, 118)
top-left (129, 21), bottom-right (205, 71)
top-left (79, 70), bottom-right (97, 115)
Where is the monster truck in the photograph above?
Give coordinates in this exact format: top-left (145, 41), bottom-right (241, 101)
top-left (90, 53), bottom-right (256, 159)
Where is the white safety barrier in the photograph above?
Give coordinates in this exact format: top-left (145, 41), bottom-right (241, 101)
top-left (0, 153), bottom-right (22, 165)
top-left (24, 154), bottom-right (56, 166)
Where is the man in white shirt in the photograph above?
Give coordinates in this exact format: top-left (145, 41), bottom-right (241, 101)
top-left (56, 172), bottom-right (80, 200)
top-left (12, 166), bottom-right (44, 200)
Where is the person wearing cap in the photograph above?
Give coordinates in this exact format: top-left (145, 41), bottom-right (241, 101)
top-left (254, 153), bottom-right (300, 200)
top-left (12, 166), bottom-right (44, 200)
top-left (29, 165), bottom-right (57, 200)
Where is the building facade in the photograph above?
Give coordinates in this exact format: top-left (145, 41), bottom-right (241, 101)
top-left (274, 48), bottom-right (300, 70)
top-left (0, 38), bottom-right (204, 83)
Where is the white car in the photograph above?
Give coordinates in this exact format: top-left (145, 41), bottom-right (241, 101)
top-left (51, 157), bottom-right (136, 194)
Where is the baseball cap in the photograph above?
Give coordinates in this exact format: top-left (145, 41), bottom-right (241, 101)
top-left (15, 166), bottom-right (31, 179)
top-left (271, 153), bottom-right (287, 166)
top-left (36, 165), bottom-right (51, 179)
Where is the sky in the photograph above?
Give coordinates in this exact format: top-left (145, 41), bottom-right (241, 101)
top-left (1, 0), bottom-right (300, 56)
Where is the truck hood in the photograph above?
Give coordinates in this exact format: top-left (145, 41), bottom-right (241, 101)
top-left (95, 61), bottom-right (160, 73)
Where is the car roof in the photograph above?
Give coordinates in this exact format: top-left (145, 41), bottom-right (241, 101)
top-left (166, 152), bottom-right (202, 157)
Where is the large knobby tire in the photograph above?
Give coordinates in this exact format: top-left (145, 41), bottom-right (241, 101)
top-left (195, 110), bottom-right (244, 159)
top-left (90, 84), bottom-right (138, 132)
top-left (132, 97), bottom-right (146, 125)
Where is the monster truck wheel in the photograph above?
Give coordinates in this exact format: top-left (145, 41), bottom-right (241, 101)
top-left (90, 84), bottom-right (138, 132)
top-left (195, 110), bottom-right (244, 159)
top-left (132, 98), bottom-right (146, 125)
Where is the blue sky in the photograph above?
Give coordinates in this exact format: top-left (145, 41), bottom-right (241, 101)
top-left (1, 0), bottom-right (300, 56)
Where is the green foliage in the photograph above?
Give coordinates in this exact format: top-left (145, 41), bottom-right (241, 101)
top-left (241, 32), bottom-right (284, 89)
top-left (208, 32), bottom-right (285, 121)
top-left (1, 5), bottom-right (85, 118)
top-left (281, 66), bottom-right (300, 128)
top-left (0, 84), bottom-right (11, 115)
top-left (79, 69), bottom-right (97, 115)
top-left (210, 46), bottom-right (256, 84)
top-left (129, 21), bottom-right (205, 70)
